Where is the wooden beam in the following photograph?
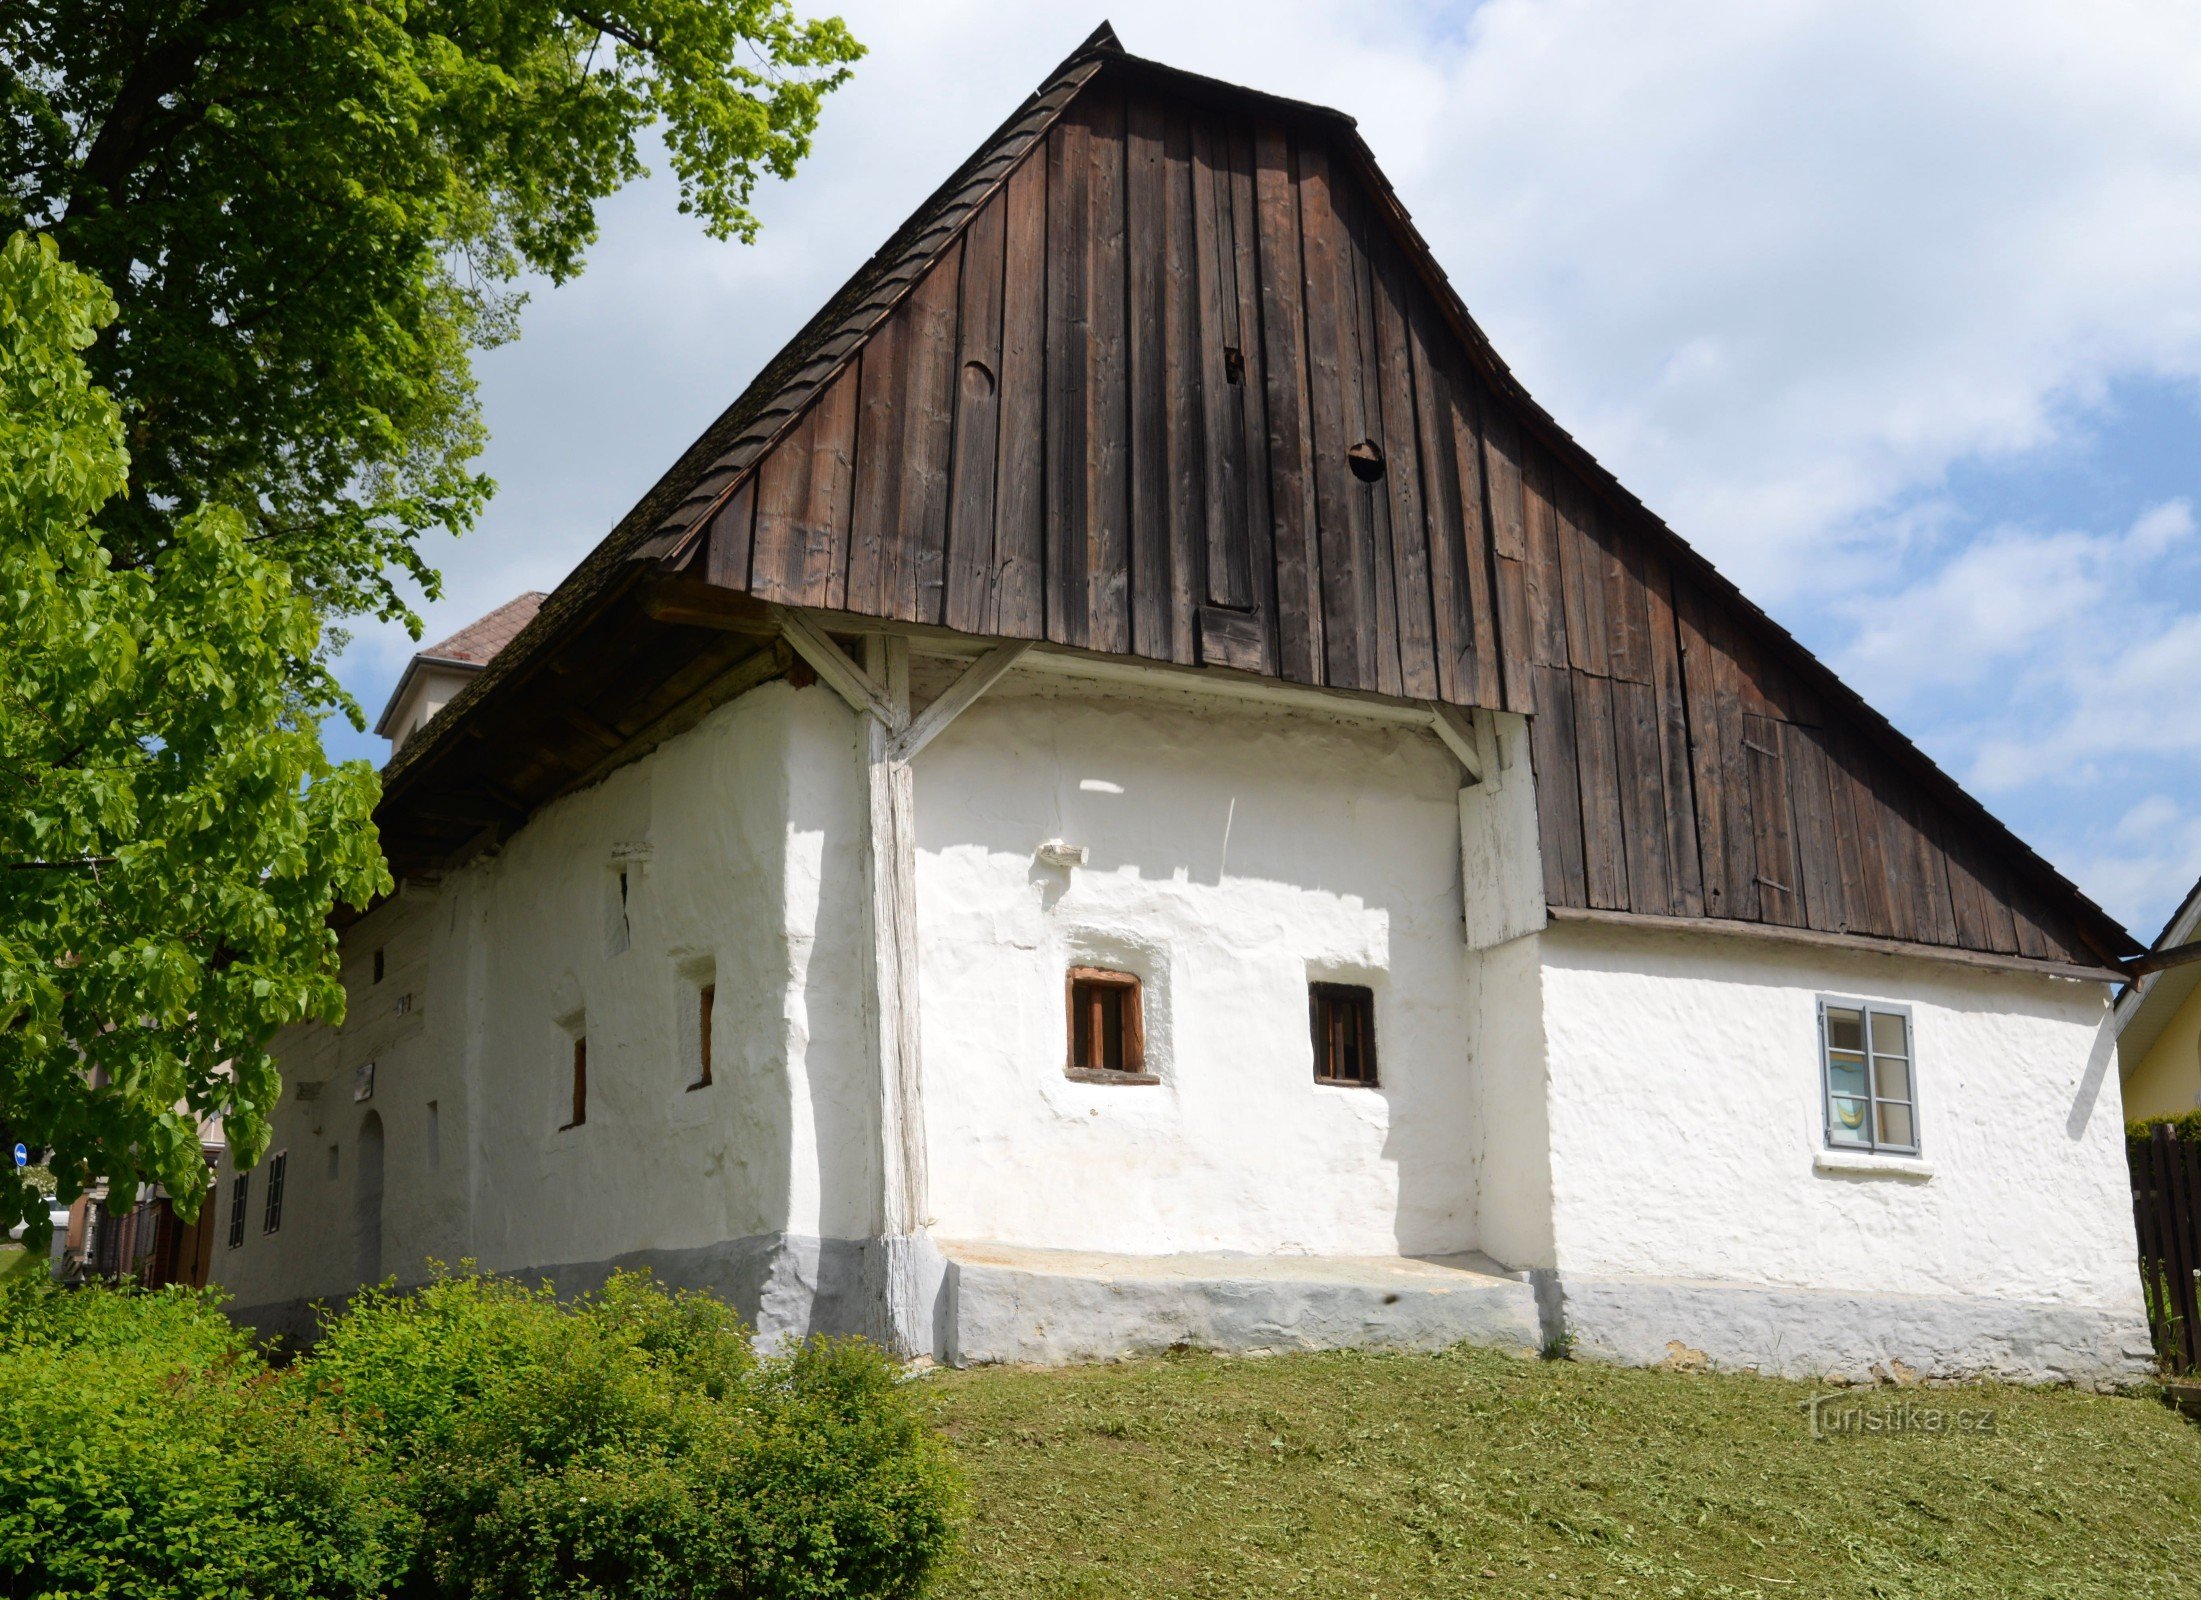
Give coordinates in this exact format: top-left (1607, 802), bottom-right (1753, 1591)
top-left (640, 577), bottom-right (779, 635)
top-left (2123, 941), bottom-right (2201, 982)
top-left (1427, 704), bottom-right (1485, 785)
top-left (1546, 904), bottom-right (2125, 985)
top-left (782, 610), bottom-right (905, 731)
top-left (888, 641), bottom-right (1033, 763)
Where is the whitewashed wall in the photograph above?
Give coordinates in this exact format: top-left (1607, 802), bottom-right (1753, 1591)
top-left (909, 677), bottom-right (1486, 1261)
top-left (1534, 917), bottom-right (2149, 1379)
top-left (213, 682), bottom-right (877, 1328)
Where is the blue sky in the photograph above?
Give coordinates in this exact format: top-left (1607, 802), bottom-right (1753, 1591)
top-left (322, 0), bottom-right (2201, 939)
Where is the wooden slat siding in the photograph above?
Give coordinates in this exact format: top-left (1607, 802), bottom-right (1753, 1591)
top-left (1223, 119), bottom-right (1282, 672)
top-left (844, 316), bottom-right (906, 614)
top-left (1611, 677), bottom-right (1674, 914)
top-left (943, 191), bottom-right (1007, 634)
top-left (991, 152), bottom-right (1048, 636)
top-left (701, 475), bottom-right (757, 593)
top-left (1782, 722), bottom-right (1848, 933)
top-left (747, 366), bottom-right (858, 607)
top-left (1371, 241), bottom-right (1441, 700)
top-left (1405, 290), bottom-right (1476, 703)
top-left (894, 236), bottom-right (964, 625)
top-left (1574, 671), bottom-right (1631, 909)
top-left (1742, 712), bottom-right (1804, 926)
top-left (1342, 177), bottom-right (1406, 699)
top-left (1519, 445), bottom-right (1571, 670)
top-left (1252, 121), bottom-right (1324, 685)
top-left (1641, 552), bottom-right (1706, 916)
top-left (1297, 137), bottom-right (1374, 690)
top-left (1125, 94), bottom-right (1174, 661)
top-left (1190, 116), bottom-right (1247, 611)
top-left (1472, 387), bottom-right (1536, 714)
top-left (1044, 108), bottom-right (1091, 648)
top-left (1084, 85), bottom-right (1133, 656)
top-left (1442, 359), bottom-right (1506, 708)
top-left (1603, 519), bottom-right (1656, 686)
top-left (1822, 727), bottom-right (1894, 939)
top-left (1158, 110), bottom-right (1205, 664)
top-left (1554, 474), bottom-right (1608, 678)
top-left (1698, 585), bottom-right (1763, 922)
top-left (1531, 664), bottom-right (1589, 903)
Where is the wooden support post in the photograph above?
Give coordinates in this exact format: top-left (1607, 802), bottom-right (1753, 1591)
top-left (855, 635), bottom-right (927, 1357)
top-left (888, 641), bottom-right (1032, 763)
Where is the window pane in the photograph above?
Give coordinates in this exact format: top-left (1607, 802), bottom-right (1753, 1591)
top-left (1099, 988), bottom-right (1124, 1070)
top-left (1874, 1054), bottom-right (1912, 1102)
top-left (1876, 1101), bottom-right (1916, 1150)
top-left (1870, 1011), bottom-right (1908, 1057)
top-left (1825, 1007), bottom-right (1864, 1053)
top-left (1828, 1095), bottom-right (1872, 1145)
top-left (1826, 1051), bottom-right (1868, 1101)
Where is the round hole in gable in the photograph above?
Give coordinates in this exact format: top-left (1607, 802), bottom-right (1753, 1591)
top-left (1348, 439), bottom-right (1386, 483)
top-left (962, 359), bottom-right (996, 399)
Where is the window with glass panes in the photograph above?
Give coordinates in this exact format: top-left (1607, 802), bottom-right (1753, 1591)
top-left (1818, 999), bottom-right (1917, 1155)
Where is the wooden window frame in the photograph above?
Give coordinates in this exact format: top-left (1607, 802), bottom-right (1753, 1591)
top-left (690, 983), bottom-right (716, 1091)
top-left (562, 1035), bottom-right (588, 1130)
top-left (260, 1151), bottom-right (287, 1235)
top-left (1309, 983), bottom-right (1380, 1087)
top-left (1817, 996), bottom-right (1920, 1157)
top-left (1064, 967), bottom-right (1154, 1084)
top-left (226, 1172), bottom-right (249, 1249)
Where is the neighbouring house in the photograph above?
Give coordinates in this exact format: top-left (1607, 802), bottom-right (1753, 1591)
top-left (210, 26), bottom-right (2154, 1384)
top-left (58, 1116), bottom-right (226, 1288)
top-left (2117, 877), bottom-right (2201, 1119)
top-left (373, 591), bottom-right (546, 752)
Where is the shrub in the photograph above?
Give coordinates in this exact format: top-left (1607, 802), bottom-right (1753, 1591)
top-left (0, 1276), bottom-right (411, 1600)
top-left (310, 1269), bottom-right (962, 1599)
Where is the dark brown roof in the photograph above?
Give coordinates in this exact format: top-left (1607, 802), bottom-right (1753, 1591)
top-left (420, 591), bottom-right (547, 665)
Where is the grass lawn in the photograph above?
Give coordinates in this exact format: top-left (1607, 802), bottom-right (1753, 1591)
top-left (920, 1345), bottom-right (2201, 1598)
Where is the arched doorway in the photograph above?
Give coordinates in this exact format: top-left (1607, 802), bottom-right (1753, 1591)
top-left (354, 1110), bottom-right (385, 1284)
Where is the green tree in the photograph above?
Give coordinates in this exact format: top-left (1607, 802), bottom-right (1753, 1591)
top-left (0, 231), bottom-right (390, 1246)
top-left (2, 0), bottom-right (863, 625)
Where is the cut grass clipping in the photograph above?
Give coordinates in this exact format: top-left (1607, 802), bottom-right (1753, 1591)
top-left (922, 1344), bottom-right (2201, 1599)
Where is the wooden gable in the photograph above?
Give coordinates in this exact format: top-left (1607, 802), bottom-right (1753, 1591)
top-left (377, 29), bottom-right (2132, 975)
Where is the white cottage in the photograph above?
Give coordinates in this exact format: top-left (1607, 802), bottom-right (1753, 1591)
top-left (213, 27), bottom-right (2152, 1384)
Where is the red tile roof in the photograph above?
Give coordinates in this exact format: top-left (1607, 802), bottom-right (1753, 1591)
top-left (418, 592), bottom-right (546, 664)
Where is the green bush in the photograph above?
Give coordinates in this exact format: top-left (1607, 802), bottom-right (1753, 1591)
top-left (0, 1271), bottom-right (960, 1599)
top-left (0, 1277), bottom-right (412, 1599)
top-left (2128, 1109), bottom-right (2201, 1145)
top-left (312, 1269), bottom-right (962, 1599)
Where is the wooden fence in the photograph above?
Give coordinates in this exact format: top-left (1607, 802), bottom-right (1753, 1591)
top-left (2130, 1124), bottom-right (2201, 1373)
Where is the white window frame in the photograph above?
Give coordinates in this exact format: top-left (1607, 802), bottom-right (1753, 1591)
top-left (1816, 996), bottom-right (1920, 1157)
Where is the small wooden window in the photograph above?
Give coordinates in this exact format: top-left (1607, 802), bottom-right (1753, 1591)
top-left (564, 1035), bottom-right (587, 1129)
top-left (691, 984), bottom-right (716, 1090)
top-left (227, 1172), bottom-right (249, 1249)
top-left (1065, 968), bottom-right (1151, 1083)
top-left (261, 1151), bottom-right (287, 1234)
top-left (1310, 984), bottom-right (1378, 1086)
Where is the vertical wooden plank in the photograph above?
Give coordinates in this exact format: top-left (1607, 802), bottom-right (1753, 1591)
top-left (1125, 92), bottom-right (1173, 662)
top-left (1044, 109), bottom-right (1090, 648)
top-left (701, 475), bottom-right (758, 594)
top-left (1406, 296), bottom-right (1475, 704)
top-left (1531, 664), bottom-right (1588, 905)
top-left (894, 238), bottom-right (963, 625)
top-left (1824, 730), bottom-right (1896, 940)
top-left (1783, 721), bottom-right (1848, 933)
top-left (1743, 711), bottom-right (1804, 926)
top-left (1642, 554), bottom-right (1705, 916)
top-left (944, 193), bottom-right (1007, 634)
top-left (748, 369), bottom-right (857, 607)
top-left (1371, 241), bottom-right (1440, 701)
top-left (1190, 116), bottom-right (1246, 610)
top-left (1158, 109), bottom-right (1204, 665)
top-left (844, 320), bottom-right (907, 614)
top-left (1603, 523), bottom-right (1656, 685)
top-left (1296, 137), bottom-right (1373, 691)
top-left (1477, 395), bottom-right (1536, 713)
top-left (1223, 119), bottom-right (1279, 670)
top-left (1575, 671), bottom-right (1630, 910)
top-left (1520, 446), bottom-right (1571, 669)
top-left (1252, 122), bottom-right (1323, 685)
top-left (1612, 677), bottom-right (1673, 915)
top-left (992, 151), bottom-right (1048, 638)
top-left (1554, 474), bottom-right (1608, 679)
top-left (1342, 180), bottom-right (1404, 698)
top-left (1084, 85), bottom-right (1131, 656)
